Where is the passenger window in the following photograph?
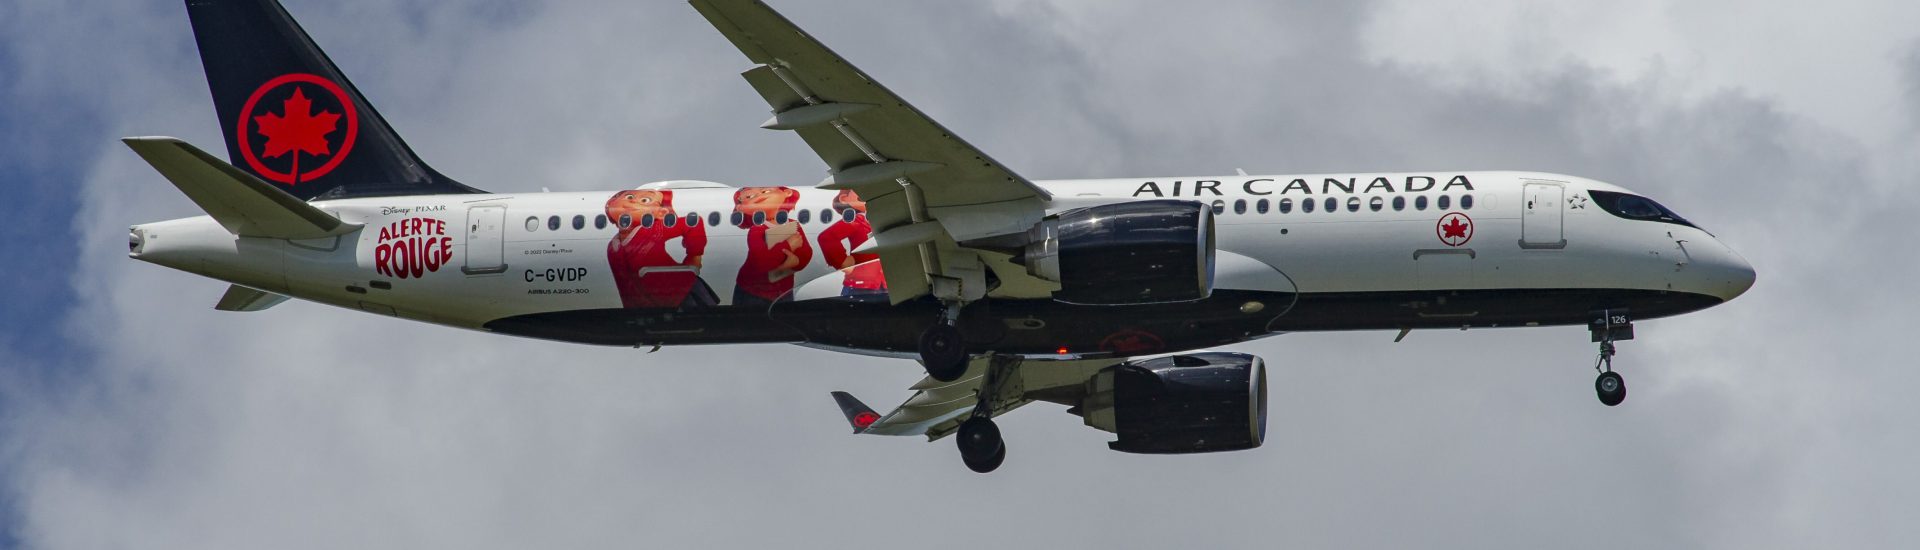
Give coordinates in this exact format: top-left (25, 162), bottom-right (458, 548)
top-left (525, 216), bottom-right (539, 232)
top-left (594, 214), bottom-right (607, 229)
top-left (1211, 200), bottom-right (1226, 215)
top-left (798, 209), bottom-right (812, 224)
top-left (1302, 198), bottom-right (1315, 213)
top-left (710, 212), bottom-right (722, 227)
top-left (1368, 197), bottom-right (1383, 212)
top-left (1323, 198), bottom-right (1337, 213)
top-left (753, 211), bottom-right (767, 225)
top-left (1392, 196), bottom-right (1406, 211)
top-left (1438, 195), bottom-right (1452, 210)
top-left (1415, 196), bottom-right (1428, 210)
top-left (843, 209), bottom-right (857, 223)
top-left (664, 213), bottom-right (678, 227)
top-left (1279, 198), bottom-right (1293, 214)
top-left (820, 209), bottom-right (832, 223)
top-left (547, 216), bottom-right (561, 231)
top-left (687, 213), bottom-right (700, 227)
top-left (1255, 199), bottom-right (1269, 214)
top-left (639, 214), bottom-right (655, 228)
top-left (1461, 194), bottom-right (1475, 210)
top-left (1345, 197), bottom-right (1360, 212)
top-left (1233, 199), bottom-right (1247, 215)
top-left (731, 212), bottom-right (745, 227)
top-left (572, 215), bottom-right (585, 230)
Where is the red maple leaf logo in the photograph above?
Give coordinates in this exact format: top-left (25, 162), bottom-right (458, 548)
top-left (852, 411), bottom-right (880, 429)
top-left (252, 87), bottom-right (340, 177)
top-left (1437, 213), bottom-right (1473, 246)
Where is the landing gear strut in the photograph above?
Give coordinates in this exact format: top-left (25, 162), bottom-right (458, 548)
top-left (1590, 309), bottom-right (1633, 407)
top-left (956, 355), bottom-right (1019, 473)
top-left (918, 304), bottom-right (969, 382)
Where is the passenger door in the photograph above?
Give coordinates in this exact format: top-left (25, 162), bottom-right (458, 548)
top-left (1521, 182), bottom-right (1567, 249)
top-left (462, 205), bottom-right (507, 275)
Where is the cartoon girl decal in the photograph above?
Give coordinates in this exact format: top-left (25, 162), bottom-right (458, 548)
top-left (604, 189), bottom-right (716, 309)
top-left (732, 186), bottom-right (813, 307)
top-left (816, 189), bottom-right (887, 298)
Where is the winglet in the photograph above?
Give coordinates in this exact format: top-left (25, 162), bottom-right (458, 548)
top-left (123, 137), bottom-right (360, 240)
top-left (830, 391), bottom-right (882, 434)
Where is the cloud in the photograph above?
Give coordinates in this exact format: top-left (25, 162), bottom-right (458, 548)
top-left (3, 0), bottom-right (1918, 548)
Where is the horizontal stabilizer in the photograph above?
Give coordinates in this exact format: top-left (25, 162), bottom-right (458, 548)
top-left (214, 284), bottom-right (290, 312)
top-left (123, 137), bottom-right (360, 239)
top-left (830, 391), bottom-right (882, 434)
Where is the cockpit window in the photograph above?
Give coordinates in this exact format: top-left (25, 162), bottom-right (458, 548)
top-left (1588, 190), bottom-right (1695, 228)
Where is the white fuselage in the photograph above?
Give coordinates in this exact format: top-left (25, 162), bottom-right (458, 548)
top-left (130, 171), bottom-right (1755, 352)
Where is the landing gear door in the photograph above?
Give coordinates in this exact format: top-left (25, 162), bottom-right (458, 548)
top-left (462, 205), bottom-right (507, 275)
top-left (1520, 182), bottom-right (1568, 249)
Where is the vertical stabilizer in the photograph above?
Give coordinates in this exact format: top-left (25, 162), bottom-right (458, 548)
top-left (185, 0), bottom-right (484, 200)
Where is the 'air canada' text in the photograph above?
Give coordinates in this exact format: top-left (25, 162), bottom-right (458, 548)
top-left (1132, 175), bottom-right (1476, 198)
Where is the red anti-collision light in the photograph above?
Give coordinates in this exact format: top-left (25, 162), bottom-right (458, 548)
top-left (1056, 347), bottom-right (1070, 355)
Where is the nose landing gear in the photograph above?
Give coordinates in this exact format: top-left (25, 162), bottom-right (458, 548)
top-left (1595, 342), bottom-right (1626, 406)
top-left (1590, 309), bottom-right (1633, 407)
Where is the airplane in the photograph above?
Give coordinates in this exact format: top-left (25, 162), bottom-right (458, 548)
top-left (125, 0), bottom-right (1756, 473)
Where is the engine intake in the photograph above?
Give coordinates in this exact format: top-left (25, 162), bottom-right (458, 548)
top-left (1021, 200), bottom-right (1215, 305)
top-left (1080, 352), bottom-right (1267, 454)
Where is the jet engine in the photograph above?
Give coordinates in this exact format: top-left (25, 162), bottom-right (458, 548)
top-left (1020, 200), bottom-right (1215, 305)
top-left (1078, 352), bottom-right (1267, 454)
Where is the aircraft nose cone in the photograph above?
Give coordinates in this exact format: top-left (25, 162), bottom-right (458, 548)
top-left (1709, 244), bottom-right (1756, 302)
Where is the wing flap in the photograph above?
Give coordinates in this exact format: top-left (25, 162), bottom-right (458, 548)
top-left (851, 356), bottom-right (1123, 440)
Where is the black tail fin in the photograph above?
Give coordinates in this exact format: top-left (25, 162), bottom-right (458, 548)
top-left (184, 0), bottom-right (483, 201)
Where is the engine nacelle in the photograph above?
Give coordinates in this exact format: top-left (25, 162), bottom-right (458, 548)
top-left (1021, 200), bottom-right (1215, 305)
top-left (1080, 352), bottom-right (1267, 454)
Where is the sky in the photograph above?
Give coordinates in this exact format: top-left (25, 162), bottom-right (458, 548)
top-left (2, 0), bottom-right (1918, 548)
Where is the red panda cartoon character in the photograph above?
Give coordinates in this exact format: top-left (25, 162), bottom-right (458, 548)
top-left (816, 189), bottom-right (887, 298)
top-left (731, 186), bottom-right (812, 307)
top-left (604, 189), bottom-right (715, 309)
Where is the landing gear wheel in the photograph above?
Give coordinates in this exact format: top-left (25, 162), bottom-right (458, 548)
top-left (962, 442), bottom-right (1007, 474)
top-left (919, 323), bottom-right (967, 382)
top-left (956, 416), bottom-right (1004, 473)
top-left (1595, 371), bottom-right (1627, 407)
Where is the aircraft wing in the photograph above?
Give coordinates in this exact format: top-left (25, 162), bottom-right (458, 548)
top-left (690, 0), bottom-right (1054, 304)
top-left (833, 355), bottom-right (1121, 441)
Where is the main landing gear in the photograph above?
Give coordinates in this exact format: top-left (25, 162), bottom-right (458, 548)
top-left (919, 304), bottom-right (969, 382)
top-left (956, 355), bottom-right (1019, 473)
top-left (1590, 309), bottom-right (1634, 407)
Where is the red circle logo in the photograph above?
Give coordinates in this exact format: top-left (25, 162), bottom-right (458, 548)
top-left (236, 73), bottom-right (359, 186)
top-left (1436, 212), bottom-right (1473, 247)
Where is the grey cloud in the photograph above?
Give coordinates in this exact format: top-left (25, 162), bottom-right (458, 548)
top-left (3, 1), bottom-right (1918, 549)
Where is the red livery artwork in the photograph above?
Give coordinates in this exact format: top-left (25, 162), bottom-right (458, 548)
top-left (605, 189), bottom-right (716, 309)
top-left (732, 186), bottom-right (813, 307)
top-left (373, 217), bottom-right (452, 279)
top-left (817, 189), bottom-right (887, 297)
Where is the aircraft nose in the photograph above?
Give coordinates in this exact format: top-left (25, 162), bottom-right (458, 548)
top-left (1703, 241), bottom-right (1756, 302)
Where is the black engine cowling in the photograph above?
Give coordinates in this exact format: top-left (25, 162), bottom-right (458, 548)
top-left (1079, 352), bottom-right (1267, 454)
top-left (1020, 200), bottom-right (1215, 305)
